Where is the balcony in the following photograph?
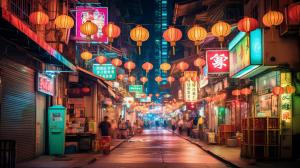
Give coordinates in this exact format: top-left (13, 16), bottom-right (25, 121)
top-left (1, 0), bottom-right (76, 71)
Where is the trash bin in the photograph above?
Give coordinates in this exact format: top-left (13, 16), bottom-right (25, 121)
top-left (0, 140), bottom-right (16, 168)
top-left (100, 136), bottom-right (111, 154)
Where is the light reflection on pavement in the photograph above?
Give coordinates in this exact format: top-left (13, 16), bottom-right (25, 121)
top-left (86, 129), bottom-right (229, 168)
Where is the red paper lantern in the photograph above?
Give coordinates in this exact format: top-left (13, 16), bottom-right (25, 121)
top-left (155, 76), bottom-right (163, 84)
top-left (167, 76), bottom-right (175, 85)
top-left (95, 55), bottom-right (107, 64)
top-left (82, 87), bottom-right (90, 93)
top-left (111, 58), bottom-right (122, 67)
top-left (272, 86), bottom-right (284, 95)
top-left (102, 22), bottom-right (121, 43)
top-left (29, 11), bottom-right (49, 25)
top-left (176, 61), bottom-right (189, 72)
top-left (232, 89), bottom-right (241, 96)
top-left (142, 62), bottom-right (153, 75)
top-left (285, 85), bottom-right (296, 94)
top-left (288, 4), bottom-right (300, 24)
top-left (117, 74), bottom-right (125, 81)
top-left (128, 76), bottom-right (136, 83)
top-left (241, 88), bottom-right (252, 95)
top-left (163, 26), bottom-right (182, 55)
top-left (155, 93), bottom-right (160, 97)
top-left (124, 61), bottom-right (136, 75)
top-left (140, 76), bottom-right (148, 84)
top-left (238, 17), bottom-right (259, 33)
top-left (194, 58), bottom-right (206, 67)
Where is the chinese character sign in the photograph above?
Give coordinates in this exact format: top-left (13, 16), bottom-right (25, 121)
top-left (76, 6), bottom-right (108, 43)
top-left (281, 94), bottom-right (292, 123)
top-left (206, 50), bottom-right (229, 74)
top-left (93, 64), bottom-right (116, 80)
top-left (184, 79), bottom-right (198, 102)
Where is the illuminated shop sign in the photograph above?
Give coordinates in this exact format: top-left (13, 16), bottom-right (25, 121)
top-left (206, 50), bottom-right (229, 74)
top-left (184, 80), bottom-right (198, 102)
top-left (129, 85), bottom-right (143, 93)
top-left (135, 93), bottom-right (146, 98)
top-left (93, 64), bottom-right (116, 80)
top-left (37, 73), bottom-right (54, 96)
top-left (76, 6), bottom-right (108, 43)
top-left (280, 72), bottom-right (292, 123)
top-left (184, 71), bottom-right (198, 102)
top-left (229, 28), bottom-right (263, 78)
top-left (139, 96), bottom-right (151, 103)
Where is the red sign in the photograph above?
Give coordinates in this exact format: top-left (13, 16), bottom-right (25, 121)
top-left (206, 50), bottom-right (229, 74)
top-left (76, 6), bottom-right (108, 43)
top-left (38, 73), bottom-right (54, 96)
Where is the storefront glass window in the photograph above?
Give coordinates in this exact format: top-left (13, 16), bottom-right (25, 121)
top-left (256, 71), bottom-right (280, 95)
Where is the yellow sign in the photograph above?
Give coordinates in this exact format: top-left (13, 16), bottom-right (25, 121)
top-left (184, 71), bottom-right (197, 79)
top-left (184, 79), bottom-right (198, 102)
top-left (280, 72), bottom-right (292, 123)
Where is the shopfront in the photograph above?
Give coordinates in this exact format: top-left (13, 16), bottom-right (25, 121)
top-left (64, 67), bottom-right (121, 153)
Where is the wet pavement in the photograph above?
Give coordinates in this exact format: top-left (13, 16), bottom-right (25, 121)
top-left (87, 129), bottom-right (229, 168)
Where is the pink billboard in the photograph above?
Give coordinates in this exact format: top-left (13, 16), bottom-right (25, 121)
top-left (76, 6), bottom-right (108, 43)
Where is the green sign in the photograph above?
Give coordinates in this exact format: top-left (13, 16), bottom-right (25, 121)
top-left (129, 85), bottom-right (143, 93)
top-left (93, 64), bottom-right (116, 80)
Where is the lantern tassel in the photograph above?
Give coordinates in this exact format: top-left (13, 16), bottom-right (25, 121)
top-left (172, 46), bottom-right (175, 55)
top-left (196, 45), bottom-right (199, 55)
top-left (138, 46), bottom-right (141, 55)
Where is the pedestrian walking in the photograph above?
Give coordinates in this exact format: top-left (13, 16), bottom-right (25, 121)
top-left (197, 116), bottom-right (204, 139)
top-left (187, 119), bottom-right (193, 137)
top-left (98, 116), bottom-right (111, 154)
top-left (171, 118), bottom-right (176, 134)
top-left (178, 118), bottom-right (184, 135)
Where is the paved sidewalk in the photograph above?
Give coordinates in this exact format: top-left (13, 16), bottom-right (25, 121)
top-left (175, 131), bottom-right (300, 168)
top-left (16, 138), bottom-right (127, 168)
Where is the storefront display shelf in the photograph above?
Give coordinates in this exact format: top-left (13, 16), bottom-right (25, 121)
top-left (241, 117), bottom-right (280, 159)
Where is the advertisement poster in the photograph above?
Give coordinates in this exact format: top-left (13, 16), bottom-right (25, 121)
top-left (229, 36), bottom-right (250, 76)
top-left (199, 65), bottom-right (208, 88)
top-left (76, 6), bottom-right (108, 42)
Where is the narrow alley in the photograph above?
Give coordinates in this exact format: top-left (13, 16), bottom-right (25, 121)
top-left (87, 129), bottom-right (229, 168)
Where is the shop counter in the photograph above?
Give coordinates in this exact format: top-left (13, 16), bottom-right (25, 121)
top-left (65, 133), bottom-right (96, 152)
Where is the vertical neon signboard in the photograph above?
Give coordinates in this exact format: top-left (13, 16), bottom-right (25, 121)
top-left (184, 71), bottom-right (198, 102)
top-left (76, 6), bottom-right (108, 43)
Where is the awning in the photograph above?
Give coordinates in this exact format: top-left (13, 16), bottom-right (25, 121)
top-left (76, 66), bottom-right (122, 100)
top-left (240, 66), bottom-right (277, 79)
top-left (1, 3), bottom-right (76, 71)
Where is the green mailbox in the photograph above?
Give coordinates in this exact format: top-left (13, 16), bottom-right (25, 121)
top-left (48, 105), bottom-right (66, 155)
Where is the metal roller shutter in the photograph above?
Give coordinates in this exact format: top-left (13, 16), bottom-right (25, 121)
top-left (0, 58), bottom-right (36, 162)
